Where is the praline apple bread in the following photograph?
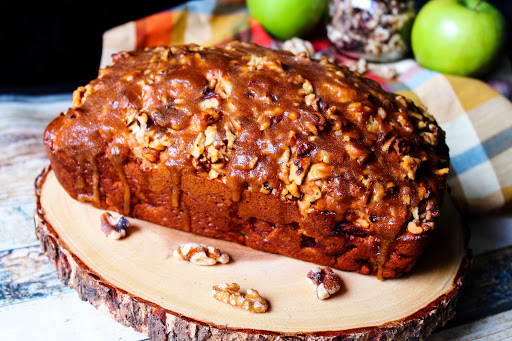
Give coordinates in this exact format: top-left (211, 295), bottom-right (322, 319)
top-left (44, 42), bottom-right (449, 279)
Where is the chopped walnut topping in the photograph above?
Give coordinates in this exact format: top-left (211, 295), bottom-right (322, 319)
top-left (301, 79), bottom-right (314, 95)
top-left (396, 95), bottom-right (408, 108)
top-left (407, 221), bottom-right (423, 234)
top-left (345, 141), bottom-right (365, 161)
top-left (200, 97), bottom-right (220, 110)
top-left (366, 116), bottom-right (381, 132)
top-left (72, 86), bottom-right (88, 108)
top-left (407, 110), bottom-right (424, 121)
top-left (435, 168), bottom-right (449, 176)
top-left (124, 108), bottom-right (138, 126)
top-left (285, 181), bottom-right (301, 198)
top-left (248, 156), bottom-right (259, 170)
top-left (190, 133), bottom-right (205, 159)
top-left (346, 101), bottom-right (369, 123)
top-left (245, 55), bottom-right (283, 74)
top-left (257, 114), bottom-right (271, 131)
top-left (142, 147), bottom-right (160, 162)
top-left (226, 128), bottom-right (237, 149)
top-left (411, 206), bottom-right (420, 220)
top-left (325, 106), bottom-right (343, 131)
top-left (204, 125), bottom-right (217, 146)
top-left (422, 221), bottom-right (435, 232)
top-left (381, 135), bottom-right (396, 152)
top-left (246, 55), bottom-right (264, 70)
top-left (359, 175), bottom-right (371, 188)
top-left (307, 162), bottom-right (332, 181)
top-left (277, 148), bottom-right (291, 164)
top-left (421, 132), bottom-right (437, 146)
top-left (304, 121), bottom-right (319, 136)
top-left (215, 77), bottom-right (232, 99)
top-left (350, 209), bottom-right (370, 228)
top-left (148, 134), bottom-right (171, 151)
top-left (208, 169), bottom-right (220, 179)
top-left (401, 193), bottom-right (411, 205)
top-left (125, 109), bottom-right (147, 142)
top-left (400, 155), bottom-right (422, 180)
top-left (372, 182), bottom-right (386, 203)
top-left (289, 157), bottom-right (311, 185)
top-left (207, 145), bottom-right (220, 163)
top-left (317, 150), bottom-right (331, 164)
top-left (298, 185), bottom-right (323, 214)
top-left (355, 218), bottom-right (370, 228)
top-left (278, 163), bottom-right (291, 185)
top-left (100, 212), bottom-right (129, 240)
top-left (135, 113), bottom-right (148, 139)
top-left (260, 182), bottom-right (273, 195)
top-left (397, 114), bottom-right (408, 127)
top-left (306, 267), bottom-right (342, 300)
top-left (212, 283), bottom-right (268, 313)
top-left (173, 243), bottom-right (230, 265)
top-left (378, 107), bottom-right (387, 120)
top-left (305, 93), bottom-right (318, 109)
top-left (290, 74), bottom-right (305, 85)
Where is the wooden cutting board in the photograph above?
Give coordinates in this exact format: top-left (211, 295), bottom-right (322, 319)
top-left (34, 167), bottom-right (469, 340)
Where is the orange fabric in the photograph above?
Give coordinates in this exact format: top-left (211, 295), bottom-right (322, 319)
top-left (136, 11), bottom-right (174, 49)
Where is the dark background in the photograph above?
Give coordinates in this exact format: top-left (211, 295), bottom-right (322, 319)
top-left (0, 0), bottom-right (189, 93)
top-left (0, 0), bottom-right (510, 94)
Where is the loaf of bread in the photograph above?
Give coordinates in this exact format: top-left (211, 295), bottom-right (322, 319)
top-left (44, 42), bottom-right (449, 279)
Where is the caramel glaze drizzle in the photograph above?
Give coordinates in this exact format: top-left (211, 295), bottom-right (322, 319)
top-left (76, 154), bottom-right (100, 206)
top-left (108, 153), bottom-right (131, 216)
top-left (180, 201), bottom-right (191, 232)
top-left (169, 166), bottom-right (181, 209)
top-left (169, 165), bottom-right (190, 232)
top-left (377, 239), bottom-right (391, 280)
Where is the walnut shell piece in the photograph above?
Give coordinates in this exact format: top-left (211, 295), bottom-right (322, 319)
top-left (211, 283), bottom-right (268, 313)
top-left (173, 243), bottom-right (230, 265)
top-left (100, 212), bottom-right (129, 240)
top-left (306, 267), bottom-right (342, 300)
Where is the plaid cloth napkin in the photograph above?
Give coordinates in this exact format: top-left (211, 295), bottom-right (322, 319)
top-left (100, 0), bottom-right (512, 215)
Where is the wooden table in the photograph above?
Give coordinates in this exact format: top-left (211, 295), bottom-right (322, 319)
top-left (1, 94), bottom-right (511, 340)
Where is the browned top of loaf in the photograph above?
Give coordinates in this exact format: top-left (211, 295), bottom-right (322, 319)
top-left (44, 42), bottom-right (449, 241)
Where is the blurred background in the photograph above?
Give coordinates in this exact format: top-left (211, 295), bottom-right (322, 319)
top-left (0, 0), bottom-right (509, 94)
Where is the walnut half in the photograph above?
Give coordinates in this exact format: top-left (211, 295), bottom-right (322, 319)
top-left (211, 283), bottom-right (268, 313)
top-left (100, 212), bottom-right (129, 240)
top-left (173, 243), bottom-right (230, 265)
top-left (306, 267), bottom-right (342, 300)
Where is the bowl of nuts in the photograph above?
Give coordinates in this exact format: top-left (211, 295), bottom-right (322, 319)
top-left (327, 0), bottom-right (416, 62)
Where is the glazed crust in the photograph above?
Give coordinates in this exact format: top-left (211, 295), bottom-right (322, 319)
top-left (44, 42), bottom-right (449, 278)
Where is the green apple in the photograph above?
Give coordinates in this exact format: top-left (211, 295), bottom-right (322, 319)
top-left (411, 0), bottom-right (506, 76)
top-left (247, 0), bottom-right (327, 41)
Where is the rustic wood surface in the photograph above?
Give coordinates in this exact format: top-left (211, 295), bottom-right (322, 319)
top-left (34, 167), bottom-right (469, 340)
top-left (1, 95), bottom-right (512, 340)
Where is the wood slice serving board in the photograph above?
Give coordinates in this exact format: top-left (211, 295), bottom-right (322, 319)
top-left (34, 167), bottom-right (470, 340)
